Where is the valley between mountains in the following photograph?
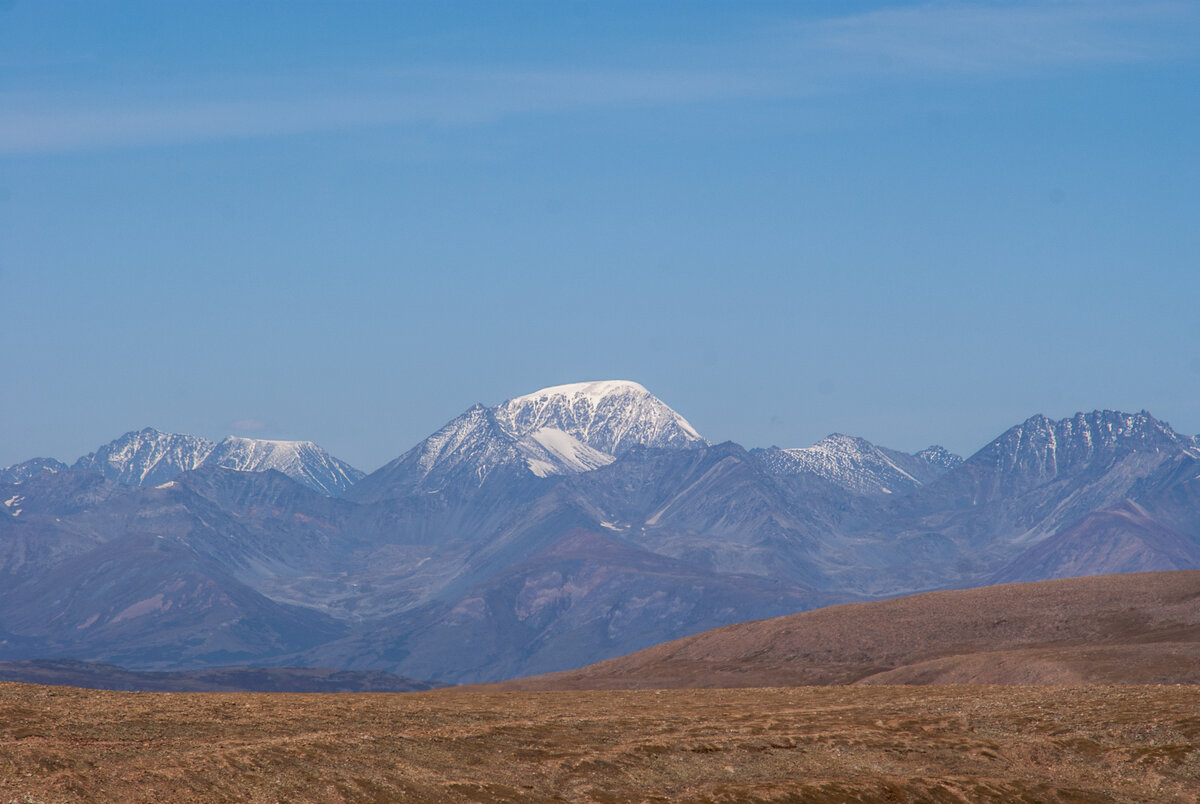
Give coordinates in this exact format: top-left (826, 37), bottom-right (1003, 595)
top-left (3, 380), bottom-right (1199, 685)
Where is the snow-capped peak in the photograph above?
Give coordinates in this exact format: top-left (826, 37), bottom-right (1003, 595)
top-left (205, 437), bottom-right (365, 496)
top-left (510, 380), bottom-right (650, 407)
top-left (352, 380), bottom-right (707, 499)
top-left (495, 379), bottom-right (706, 456)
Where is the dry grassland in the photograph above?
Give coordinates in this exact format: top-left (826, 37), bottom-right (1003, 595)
top-left (2, 682), bottom-right (1198, 802)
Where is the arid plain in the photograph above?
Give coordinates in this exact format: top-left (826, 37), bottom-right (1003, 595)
top-left (1, 683), bottom-right (1197, 803)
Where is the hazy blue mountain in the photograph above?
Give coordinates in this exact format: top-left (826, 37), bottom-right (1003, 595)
top-left (72, 427), bottom-right (214, 487)
top-left (204, 436), bottom-right (365, 495)
top-left (67, 427), bottom-right (363, 495)
top-left (0, 457), bottom-right (68, 484)
top-left (751, 434), bottom-right (960, 496)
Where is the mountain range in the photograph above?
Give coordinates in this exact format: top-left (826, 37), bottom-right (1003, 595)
top-left (2, 380), bottom-right (1199, 684)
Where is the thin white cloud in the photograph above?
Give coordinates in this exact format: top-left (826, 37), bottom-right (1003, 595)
top-left (0, 68), bottom-right (776, 155)
top-left (790, 0), bottom-right (1197, 76)
top-left (1, 1), bottom-right (1195, 155)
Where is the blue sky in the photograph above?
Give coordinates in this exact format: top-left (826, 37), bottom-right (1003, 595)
top-left (3, 0), bottom-right (1199, 471)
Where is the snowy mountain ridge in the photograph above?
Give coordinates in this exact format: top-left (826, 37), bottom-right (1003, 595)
top-left (753, 434), bottom-right (961, 496)
top-left (72, 428), bottom-right (214, 488)
top-left (63, 428), bottom-right (363, 495)
top-left (204, 437), bottom-right (365, 496)
top-left (0, 457), bottom-right (68, 485)
top-left (965, 410), bottom-right (1199, 495)
top-left (979, 410), bottom-right (1196, 469)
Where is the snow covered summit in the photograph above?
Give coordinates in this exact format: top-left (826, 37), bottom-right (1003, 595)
top-left (351, 380), bottom-right (707, 498)
top-left (206, 437), bottom-right (365, 496)
top-left (495, 380), bottom-right (706, 457)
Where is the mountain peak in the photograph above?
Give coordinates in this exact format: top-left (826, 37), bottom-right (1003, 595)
top-left (754, 434), bottom-right (960, 496)
top-left (72, 428), bottom-right (215, 487)
top-left (966, 409), bottom-right (1190, 496)
top-left (352, 380), bottom-right (706, 499)
top-left (205, 437), bottom-right (364, 496)
top-left (510, 380), bottom-right (650, 405)
top-left (496, 379), bottom-right (705, 456)
top-left (914, 445), bottom-right (963, 471)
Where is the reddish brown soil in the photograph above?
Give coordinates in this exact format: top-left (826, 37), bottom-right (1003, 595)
top-left (2, 683), bottom-right (1198, 802)
top-left (493, 571), bottom-right (1200, 691)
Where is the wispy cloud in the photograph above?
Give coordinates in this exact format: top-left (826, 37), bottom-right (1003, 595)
top-left (791, 0), bottom-right (1197, 76)
top-left (0, 68), bottom-right (775, 155)
top-left (2, 1), bottom-right (1195, 156)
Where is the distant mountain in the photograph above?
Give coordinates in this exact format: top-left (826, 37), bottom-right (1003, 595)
top-left (911, 410), bottom-right (1199, 547)
top-left (308, 528), bottom-right (844, 685)
top-left (914, 445), bottom-right (963, 471)
top-left (813, 410), bottom-right (1200, 596)
top-left (72, 427), bottom-right (213, 487)
top-left (752, 434), bottom-right (960, 496)
top-left (0, 457), bottom-right (68, 484)
top-left (349, 380), bottom-right (706, 502)
top-left (990, 451), bottom-right (1200, 584)
top-left (205, 437), bottom-right (364, 496)
top-left (3, 396), bottom-right (1200, 685)
top-left (494, 380), bottom-right (706, 456)
top-left (67, 427), bottom-right (363, 495)
top-left (934, 410), bottom-right (1197, 503)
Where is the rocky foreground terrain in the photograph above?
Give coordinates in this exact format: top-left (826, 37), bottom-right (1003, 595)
top-left (1, 683), bottom-right (1197, 803)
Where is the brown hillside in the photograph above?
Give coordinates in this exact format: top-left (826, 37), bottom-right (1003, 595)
top-left (492, 570), bottom-right (1200, 690)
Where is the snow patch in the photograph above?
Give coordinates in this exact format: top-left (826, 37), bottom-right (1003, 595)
top-left (510, 379), bottom-right (650, 406)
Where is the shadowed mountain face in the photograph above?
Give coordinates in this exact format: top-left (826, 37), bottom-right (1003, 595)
top-left (492, 571), bottom-right (1200, 690)
top-left (303, 529), bottom-right (844, 685)
top-left (3, 389), bottom-right (1200, 684)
